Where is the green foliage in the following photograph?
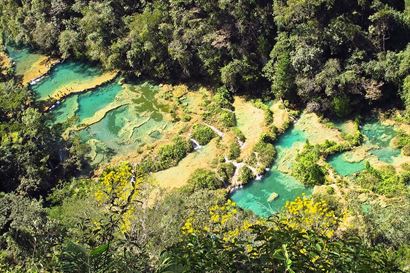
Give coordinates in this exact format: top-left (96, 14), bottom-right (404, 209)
top-left (165, 201), bottom-right (402, 273)
top-left (221, 59), bottom-right (258, 92)
top-left (213, 87), bottom-right (233, 109)
top-left (253, 140), bottom-right (276, 171)
top-left (191, 124), bottom-right (215, 146)
top-left (187, 169), bottom-right (223, 192)
top-left (227, 141), bottom-right (241, 160)
top-left (403, 76), bottom-right (410, 119)
top-left (219, 111), bottom-right (236, 127)
top-left (268, 0), bottom-right (410, 114)
top-left (393, 131), bottom-right (410, 156)
top-left (356, 164), bottom-right (409, 197)
top-left (233, 128), bottom-right (246, 142)
top-left (0, 194), bottom-right (63, 272)
top-left (155, 137), bottom-right (192, 170)
top-left (292, 143), bottom-right (326, 186)
top-left (332, 94), bottom-right (351, 118)
top-left (238, 166), bottom-right (254, 185)
top-left (202, 89), bottom-right (236, 128)
top-left (0, 0), bottom-right (275, 92)
top-left (0, 82), bottom-right (87, 196)
top-left (263, 33), bottom-right (295, 99)
top-left (1, 1), bottom-right (410, 272)
top-left (216, 162), bottom-right (235, 182)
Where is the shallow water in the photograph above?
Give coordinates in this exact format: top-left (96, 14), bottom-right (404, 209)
top-left (231, 126), bottom-right (311, 217)
top-left (328, 153), bottom-right (366, 176)
top-left (6, 46), bottom-right (43, 77)
top-left (52, 80), bottom-right (123, 125)
top-left (231, 170), bottom-right (311, 217)
top-left (362, 121), bottom-right (397, 147)
top-left (76, 83), bottom-right (169, 163)
top-left (76, 81), bottom-right (123, 121)
top-left (31, 61), bottom-right (103, 100)
top-left (329, 120), bottom-right (400, 176)
top-left (52, 95), bottom-right (79, 124)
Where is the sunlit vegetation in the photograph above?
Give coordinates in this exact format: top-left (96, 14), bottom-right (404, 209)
top-left (0, 0), bottom-right (409, 272)
top-left (292, 143), bottom-right (326, 187)
top-left (191, 124), bottom-right (215, 145)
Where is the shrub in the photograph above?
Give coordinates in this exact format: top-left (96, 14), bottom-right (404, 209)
top-left (220, 111), bottom-right (236, 127)
top-left (356, 164), bottom-right (409, 197)
top-left (156, 137), bottom-right (192, 170)
top-left (182, 113), bottom-right (192, 121)
top-left (403, 144), bottom-right (410, 156)
top-left (393, 132), bottom-right (410, 156)
top-left (238, 166), bottom-right (254, 185)
top-left (332, 95), bottom-right (351, 118)
top-left (253, 140), bottom-right (276, 170)
top-left (227, 141), bottom-right (241, 160)
top-left (233, 128), bottom-right (246, 142)
top-left (292, 143), bottom-right (326, 187)
top-left (217, 163), bottom-right (235, 182)
top-left (260, 131), bottom-right (277, 144)
top-left (213, 87), bottom-right (233, 109)
top-left (187, 169), bottom-right (223, 191)
top-left (192, 124), bottom-right (215, 145)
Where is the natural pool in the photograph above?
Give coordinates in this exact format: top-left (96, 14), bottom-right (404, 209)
top-left (8, 46), bottom-right (405, 213)
top-left (329, 121), bottom-right (401, 176)
top-left (6, 46), bottom-right (47, 81)
top-left (9, 47), bottom-right (172, 164)
top-left (51, 80), bottom-right (123, 125)
top-left (31, 61), bottom-right (104, 100)
top-left (231, 127), bottom-right (311, 218)
top-left (78, 84), bottom-right (170, 163)
top-left (328, 153), bottom-right (366, 176)
top-left (51, 80), bottom-right (170, 164)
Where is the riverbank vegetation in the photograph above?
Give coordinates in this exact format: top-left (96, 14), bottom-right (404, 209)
top-left (0, 0), bottom-right (410, 272)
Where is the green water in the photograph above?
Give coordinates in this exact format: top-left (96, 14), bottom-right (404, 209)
top-left (76, 81), bottom-right (122, 121)
top-left (362, 121), bottom-right (397, 147)
top-left (77, 83), bottom-right (170, 163)
top-left (6, 46), bottom-right (43, 78)
top-left (8, 46), bottom-right (170, 163)
top-left (129, 83), bottom-right (170, 116)
top-left (330, 121), bottom-right (400, 176)
top-left (328, 153), bottom-right (366, 176)
top-left (31, 61), bottom-right (103, 100)
top-left (231, 127), bottom-right (311, 217)
top-left (52, 95), bottom-right (79, 124)
top-left (52, 81), bottom-right (122, 125)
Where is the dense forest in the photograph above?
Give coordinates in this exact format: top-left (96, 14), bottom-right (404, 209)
top-left (1, 0), bottom-right (410, 113)
top-left (0, 0), bottom-right (409, 272)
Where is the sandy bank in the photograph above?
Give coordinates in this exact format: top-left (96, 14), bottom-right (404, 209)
top-left (23, 56), bottom-right (59, 86)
